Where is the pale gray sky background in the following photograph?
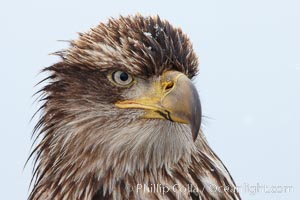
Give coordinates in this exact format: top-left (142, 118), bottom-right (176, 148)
top-left (0, 0), bottom-right (299, 199)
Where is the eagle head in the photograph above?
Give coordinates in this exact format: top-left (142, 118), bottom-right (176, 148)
top-left (29, 14), bottom-right (240, 200)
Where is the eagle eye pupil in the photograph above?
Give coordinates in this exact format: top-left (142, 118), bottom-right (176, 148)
top-left (120, 72), bottom-right (128, 81)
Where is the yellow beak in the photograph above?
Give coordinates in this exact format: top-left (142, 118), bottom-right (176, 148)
top-left (115, 71), bottom-right (201, 141)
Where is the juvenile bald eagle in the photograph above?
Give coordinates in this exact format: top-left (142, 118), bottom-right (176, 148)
top-left (29, 15), bottom-right (241, 200)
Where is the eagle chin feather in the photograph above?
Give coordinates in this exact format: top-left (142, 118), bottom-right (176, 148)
top-left (29, 14), bottom-right (241, 200)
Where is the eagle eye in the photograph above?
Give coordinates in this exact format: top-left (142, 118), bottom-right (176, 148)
top-left (110, 71), bottom-right (134, 86)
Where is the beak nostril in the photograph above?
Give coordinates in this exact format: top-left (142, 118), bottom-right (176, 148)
top-left (164, 81), bottom-right (175, 92)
